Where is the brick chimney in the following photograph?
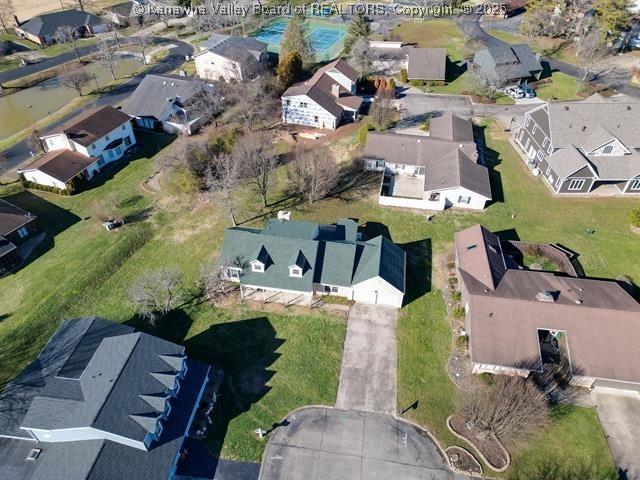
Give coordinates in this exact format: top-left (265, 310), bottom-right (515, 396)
top-left (331, 84), bottom-right (340, 98)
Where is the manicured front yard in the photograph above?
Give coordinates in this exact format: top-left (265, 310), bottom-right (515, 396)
top-left (0, 117), bottom-right (634, 472)
top-left (535, 72), bottom-right (583, 101)
top-left (390, 19), bottom-right (472, 62)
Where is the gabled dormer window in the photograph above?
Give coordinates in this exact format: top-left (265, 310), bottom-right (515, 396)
top-left (289, 250), bottom-right (307, 278)
top-left (251, 261), bottom-right (264, 272)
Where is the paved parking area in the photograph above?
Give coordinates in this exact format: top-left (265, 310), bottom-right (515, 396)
top-left (335, 304), bottom-right (397, 415)
top-left (591, 390), bottom-right (640, 480)
top-left (260, 408), bottom-right (463, 480)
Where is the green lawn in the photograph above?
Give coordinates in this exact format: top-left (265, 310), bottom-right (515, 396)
top-left (0, 118), bottom-right (633, 470)
top-left (390, 20), bottom-right (472, 62)
top-left (536, 72), bottom-right (583, 101)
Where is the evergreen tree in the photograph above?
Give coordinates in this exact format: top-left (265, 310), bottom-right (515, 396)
top-left (342, 12), bottom-right (371, 54)
top-left (277, 52), bottom-right (303, 88)
top-left (280, 13), bottom-right (314, 63)
top-left (593, 0), bottom-right (631, 40)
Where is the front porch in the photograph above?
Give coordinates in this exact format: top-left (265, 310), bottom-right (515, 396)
top-left (240, 285), bottom-right (314, 307)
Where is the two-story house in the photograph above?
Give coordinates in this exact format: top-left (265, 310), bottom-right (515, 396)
top-left (281, 59), bottom-right (363, 130)
top-left (364, 112), bottom-right (492, 210)
top-left (515, 96), bottom-right (640, 195)
top-left (194, 33), bottom-right (268, 82)
top-left (470, 44), bottom-right (542, 86)
top-left (18, 106), bottom-right (136, 191)
top-left (122, 74), bottom-right (212, 135)
top-left (0, 317), bottom-right (217, 479)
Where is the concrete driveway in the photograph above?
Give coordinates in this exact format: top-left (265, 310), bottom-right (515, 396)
top-left (591, 390), bottom-right (640, 480)
top-left (260, 407), bottom-right (463, 480)
top-left (336, 304), bottom-right (397, 415)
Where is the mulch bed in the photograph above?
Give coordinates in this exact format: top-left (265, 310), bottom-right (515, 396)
top-left (448, 414), bottom-right (509, 471)
top-left (446, 446), bottom-right (482, 475)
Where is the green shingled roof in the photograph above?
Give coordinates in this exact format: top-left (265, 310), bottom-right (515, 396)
top-left (220, 219), bottom-right (405, 294)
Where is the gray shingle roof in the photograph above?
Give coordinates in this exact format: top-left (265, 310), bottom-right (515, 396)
top-left (473, 44), bottom-right (542, 84)
top-left (220, 219), bottom-right (406, 294)
top-left (406, 47), bottom-right (446, 81)
top-left (122, 74), bottom-right (208, 120)
top-left (17, 9), bottom-right (104, 37)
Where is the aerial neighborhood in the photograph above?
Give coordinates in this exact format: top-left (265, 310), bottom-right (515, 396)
top-left (0, 1), bottom-right (639, 479)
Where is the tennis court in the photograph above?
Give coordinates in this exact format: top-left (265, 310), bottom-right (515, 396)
top-left (253, 18), bottom-right (347, 60)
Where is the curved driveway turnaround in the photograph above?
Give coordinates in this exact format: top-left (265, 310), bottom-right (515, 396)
top-left (260, 407), bottom-right (465, 480)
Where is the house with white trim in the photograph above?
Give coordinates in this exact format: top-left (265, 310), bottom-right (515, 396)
top-left (455, 224), bottom-right (640, 392)
top-left (18, 106), bottom-right (136, 191)
top-left (220, 217), bottom-right (406, 308)
top-left (281, 59), bottom-right (363, 130)
top-left (194, 33), bottom-right (267, 82)
top-left (515, 95), bottom-right (640, 195)
top-left (364, 112), bottom-right (491, 210)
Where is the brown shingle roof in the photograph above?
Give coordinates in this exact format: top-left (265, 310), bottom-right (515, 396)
top-left (456, 224), bottom-right (640, 383)
top-left (20, 149), bottom-right (96, 183)
top-left (406, 48), bottom-right (446, 81)
top-left (0, 199), bottom-right (36, 237)
top-left (52, 106), bottom-right (131, 147)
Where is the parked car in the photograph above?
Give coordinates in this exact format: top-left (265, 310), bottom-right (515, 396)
top-left (503, 85), bottom-right (524, 99)
top-left (520, 84), bottom-right (536, 98)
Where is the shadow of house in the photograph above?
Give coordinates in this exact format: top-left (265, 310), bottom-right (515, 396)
top-left (184, 317), bottom-right (283, 465)
top-left (362, 221), bottom-right (392, 241)
top-left (475, 125), bottom-right (504, 205)
top-left (399, 238), bottom-right (432, 305)
top-left (446, 59), bottom-right (467, 84)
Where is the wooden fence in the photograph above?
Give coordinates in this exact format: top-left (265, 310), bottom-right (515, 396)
top-left (502, 240), bottom-right (585, 277)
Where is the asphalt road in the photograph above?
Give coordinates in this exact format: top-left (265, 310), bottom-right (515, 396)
top-left (0, 37), bottom-right (193, 175)
top-left (456, 12), bottom-right (640, 99)
top-left (259, 407), bottom-right (465, 480)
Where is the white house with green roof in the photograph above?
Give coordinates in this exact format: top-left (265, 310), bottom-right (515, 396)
top-left (220, 218), bottom-right (406, 308)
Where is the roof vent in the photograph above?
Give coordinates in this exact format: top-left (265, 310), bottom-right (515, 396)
top-left (574, 299), bottom-right (583, 305)
top-left (536, 291), bottom-right (556, 302)
top-left (627, 106), bottom-right (631, 110)
top-left (564, 106), bottom-right (569, 110)
top-left (26, 449), bottom-right (42, 461)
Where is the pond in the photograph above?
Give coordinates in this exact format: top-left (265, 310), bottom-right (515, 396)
top-left (0, 56), bottom-right (141, 140)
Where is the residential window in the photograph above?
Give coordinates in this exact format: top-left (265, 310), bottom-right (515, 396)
top-left (532, 125), bottom-right (537, 134)
top-left (97, 156), bottom-right (105, 166)
top-left (164, 400), bottom-right (172, 418)
top-left (91, 143), bottom-right (96, 150)
top-left (525, 117), bottom-right (531, 127)
top-left (124, 136), bottom-right (132, 147)
top-left (121, 125), bottom-right (125, 130)
top-left (546, 164), bottom-right (552, 175)
top-left (285, 99), bottom-right (290, 106)
top-left (155, 421), bottom-right (164, 439)
top-left (324, 285), bottom-right (331, 293)
top-left (313, 116), bottom-right (319, 122)
top-left (568, 179), bottom-right (585, 191)
top-left (331, 286), bottom-right (338, 293)
top-left (602, 145), bottom-right (613, 154)
top-left (180, 360), bottom-right (188, 378)
top-left (174, 378), bottom-right (181, 396)
top-left (105, 135), bottom-right (110, 141)
top-left (518, 129), bottom-right (524, 140)
top-left (299, 102), bottom-right (307, 108)
top-left (252, 263), bottom-right (264, 272)
top-left (542, 138), bottom-right (548, 148)
top-left (225, 267), bottom-right (241, 279)
top-left (108, 150), bottom-right (115, 159)
top-left (629, 179), bottom-right (640, 191)
top-left (290, 267), bottom-right (302, 277)
top-left (457, 196), bottom-right (471, 204)
top-left (17, 226), bottom-right (29, 238)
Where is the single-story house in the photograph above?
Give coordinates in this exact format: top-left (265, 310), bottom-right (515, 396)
top-left (14, 9), bottom-right (107, 46)
top-left (19, 106), bottom-right (136, 191)
top-left (281, 59), bottom-right (363, 130)
top-left (0, 199), bottom-right (41, 275)
top-left (0, 317), bottom-right (216, 479)
top-left (406, 47), bottom-right (447, 83)
top-left (470, 44), bottom-right (542, 86)
top-left (455, 224), bottom-right (640, 392)
top-left (364, 112), bottom-right (491, 210)
top-left (515, 96), bottom-right (640, 194)
top-left (220, 217), bottom-right (406, 308)
top-left (122, 74), bottom-right (212, 134)
top-left (194, 33), bottom-right (267, 82)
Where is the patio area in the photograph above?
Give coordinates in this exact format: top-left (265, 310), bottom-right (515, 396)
top-left (240, 286), bottom-right (313, 307)
top-left (381, 172), bottom-right (424, 199)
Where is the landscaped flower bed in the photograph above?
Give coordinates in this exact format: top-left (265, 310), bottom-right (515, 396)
top-left (447, 414), bottom-right (510, 471)
top-left (445, 446), bottom-right (482, 475)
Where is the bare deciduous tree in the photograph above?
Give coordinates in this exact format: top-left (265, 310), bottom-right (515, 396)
top-left (287, 148), bottom-right (338, 204)
top-left (575, 20), bottom-right (609, 80)
top-left (460, 375), bottom-right (549, 444)
top-left (227, 75), bottom-right (279, 130)
top-left (59, 66), bottom-right (91, 96)
top-left (234, 133), bottom-right (277, 207)
top-left (95, 39), bottom-right (119, 81)
top-left (185, 84), bottom-right (228, 125)
top-left (199, 258), bottom-right (235, 304)
top-left (349, 37), bottom-right (373, 77)
top-left (205, 153), bottom-right (241, 226)
top-left (369, 88), bottom-right (396, 131)
top-left (106, 21), bottom-right (122, 49)
top-left (130, 268), bottom-right (185, 325)
top-left (0, 0), bottom-right (14, 34)
top-left (136, 31), bottom-right (152, 66)
top-left (54, 25), bottom-right (82, 63)
top-left (26, 131), bottom-right (44, 156)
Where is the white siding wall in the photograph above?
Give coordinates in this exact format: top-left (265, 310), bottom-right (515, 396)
top-left (42, 134), bottom-right (71, 152)
top-left (26, 426), bottom-right (146, 450)
top-left (281, 94), bottom-right (337, 129)
top-left (313, 283), bottom-right (354, 299)
top-left (85, 121), bottom-right (136, 163)
top-left (21, 170), bottom-right (67, 189)
top-left (352, 277), bottom-right (403, 308)
top-left (195, 51), bottom-right (243, 82)
top-left (440, 187), bottom-right (489, 210)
